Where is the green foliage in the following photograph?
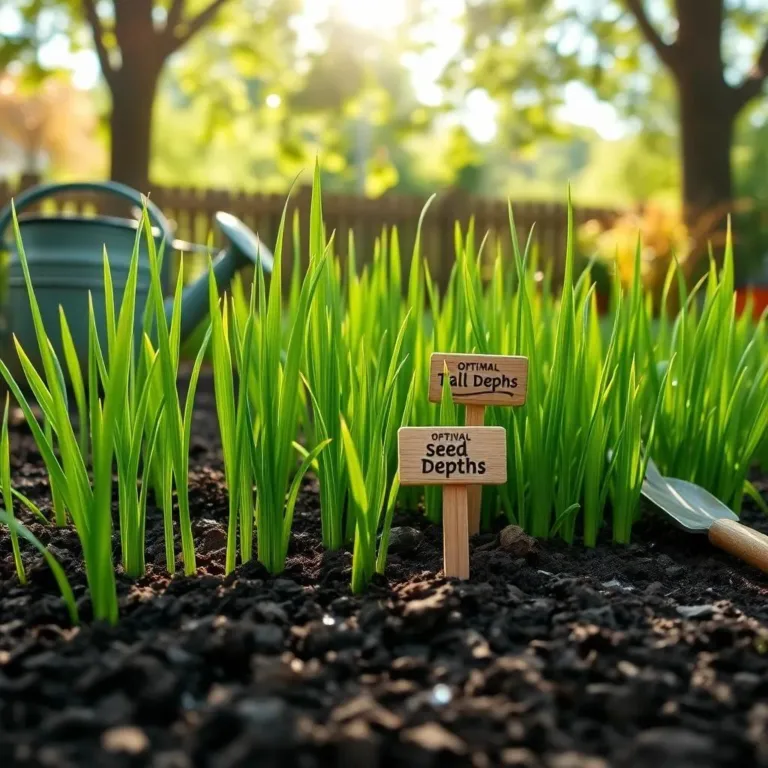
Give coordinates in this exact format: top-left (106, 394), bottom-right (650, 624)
top-left (303, 172), bottom-right (429, 554)
top-left (304, 169), bottom-right (348, 551)
top-left (294, 184), bottom-right (765, 546)
top-left (1, 394), bottom-right (25, 583)
top-left (209, 166), bottom-right (330, 574)
top-left (0, 203), bottom-right (136, 623)
top-left (339, 312), bottom-right (414, 593)
top-left (142, 218), bottom-right (211, 576)
top-left (208, 261), bottom-right (253, 573)
top-left (1, 171), bottom-right (765, 624)
top-left (0, 200), bottom-right (210, 620)
top-left (650, 228), bottom-right (768, 513)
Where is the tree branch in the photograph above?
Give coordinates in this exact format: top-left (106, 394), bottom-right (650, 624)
top-left (165, 0), bottom-right (186, 38)
top-left (624, 0), bottom-right (678, 72)
top-left (735, 34), bottom-right (768, 110)
top-left (168, 0), bottom-right (230, 53)
top-left (81, 0), bottom-right (116, 86)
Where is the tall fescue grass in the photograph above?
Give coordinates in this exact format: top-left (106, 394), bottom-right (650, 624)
top-left (649, 228), bottom-right (768, 514)
top-left (208, 172), bottom-right (331, 575)
top-left (283, 186), bottom-right (764, 556)
top-left (1, 172), bottom-right (765, 621)
top-left (0, 200), bottom-right (208, 620)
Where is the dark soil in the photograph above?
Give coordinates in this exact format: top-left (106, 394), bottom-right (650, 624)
top-left (2, 374), bottom-right (768, 768)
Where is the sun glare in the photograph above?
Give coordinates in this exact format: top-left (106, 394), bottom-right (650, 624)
top-left (334, 0), bottom-right (407, 32)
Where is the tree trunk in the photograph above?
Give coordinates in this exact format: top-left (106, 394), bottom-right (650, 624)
top-left (109, 66), bottom-right (160, 195)
top-left (678, 80), bottom-right (735, 236)
top-left (673, 0), bottom-right (734, 265)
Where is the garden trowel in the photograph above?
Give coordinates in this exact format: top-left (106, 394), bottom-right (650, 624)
top-left (641, 460), bottom-right (768, 574)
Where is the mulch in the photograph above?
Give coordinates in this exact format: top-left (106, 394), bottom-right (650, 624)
top-left (1, 375), bottom-right (767, 768)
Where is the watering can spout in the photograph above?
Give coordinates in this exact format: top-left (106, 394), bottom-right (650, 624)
top-left (164, 212), bottom-right (274, 341)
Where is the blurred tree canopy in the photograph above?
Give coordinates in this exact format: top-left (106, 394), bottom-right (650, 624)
top-left (1, 0), bottom-right (302, 190)
top-left (0, 71), bottom-right (104, 175)
top-left (453, 0), bottom-right (768, 237)
top-left (149, 9), bottom-right (464, 196)
top-left (3, 0), bottom-right (768, 250)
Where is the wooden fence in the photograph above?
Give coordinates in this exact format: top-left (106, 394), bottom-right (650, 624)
top-left (0, 175), bottom-right (619, 292)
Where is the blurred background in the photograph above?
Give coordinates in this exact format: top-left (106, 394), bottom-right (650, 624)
top-left (2, 0), bottom-right (768, 297)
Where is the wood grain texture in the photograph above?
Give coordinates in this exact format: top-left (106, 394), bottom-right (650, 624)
top-left (429, 353), bottom-right (528, 406)
top-left (398, 427), bottom-right (507, 486)
top-left (443, 485), bottom-right (470, 579)
top-left (708, 518), bottom-right (768, 573)
top-left (464, 404), bottom-right (485, 536)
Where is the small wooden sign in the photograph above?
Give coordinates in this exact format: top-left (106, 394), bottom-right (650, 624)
top-left (429, 353), bottom-right (528, 407)
top-left (429, 353), bottom-right (527, 535)
top-left (398, 427), bottom-right (507, 486)
top-left (398, 426), bottom-right (507, 580)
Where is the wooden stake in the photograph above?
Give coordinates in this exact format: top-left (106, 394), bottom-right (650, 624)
top-left (464, 403), bottom-right (485, 536)
top-left (442, 484), bottom-right (469, 579)
top-left (398, 426), bottom-right (507, 581)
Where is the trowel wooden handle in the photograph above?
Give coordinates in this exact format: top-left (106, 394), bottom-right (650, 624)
top-left (708, 518), bottom-right (768, 574)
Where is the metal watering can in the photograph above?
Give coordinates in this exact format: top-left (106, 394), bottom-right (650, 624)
top-left (0, 181), bottom-right (273, 376)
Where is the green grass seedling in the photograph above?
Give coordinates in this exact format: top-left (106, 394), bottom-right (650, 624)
top-left (142, 214), bottom-right (201, 576)
top-left (340, 314), bottom-right (415, 593)
top-left (1, 394), bottom-right (25, 583)
top-left (0, 204), bottom-right (145, 622)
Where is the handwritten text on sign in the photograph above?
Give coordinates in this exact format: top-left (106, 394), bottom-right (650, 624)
top-left (429, 353), bottom-right (528, 406)
top-left (398, 427), bottom-right (507, 486)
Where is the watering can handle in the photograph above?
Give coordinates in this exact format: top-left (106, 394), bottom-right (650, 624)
top-left (0, 181), bottom-right (174, 248)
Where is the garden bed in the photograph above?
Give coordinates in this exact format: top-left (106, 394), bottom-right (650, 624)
top-left (1, 373), bottom-right (767, 768)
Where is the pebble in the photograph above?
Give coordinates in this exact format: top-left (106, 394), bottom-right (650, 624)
top-left (733, 671), bottom-right (761, 692)
top-left (507, 585), bottom-right (526, 603)
top-left (548, 753), bottom-right (609, 768)
top-left (402, 722), bottom-right (467, 755)
top-left (97, 690), bottom-right (135, 725)
top-left (273, 578), bottom-right (303, 596)
top-left (388, 526), bottom-right (423, 555)
top-left (429, 683), bottom-right (453, 706)
top-left (616, 727), bottom-right (717, 768)
top-left (500, 525), bottom-right (538, 557)
top-left (501, 747), bottom-right (542, 766)
top-left (234, 697), bottom-right (296, 747)
top-left (251, 623), bottom-right (284, 653)
top-left (402, 588), bottom-right (453, 631)
top-left (200, 527), bottom-right (227, 553)
top-left (601, 579), bottom-right (634, 592)
top-left (676, 605), bottom-right (715, 620)
top-left (251, 601), bottom-right (288, 625)
top-left (151, 751), bottom-right (192, 768)
top-left (102, 726), bottom-right (149, 755)
top-left (40, 707), bottom-right (99, 738)
top-left (297, 620), bottom-right (362, 657)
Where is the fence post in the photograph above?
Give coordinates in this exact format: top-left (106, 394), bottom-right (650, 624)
top-left (19, 172), bottom-right (41, 192)
top-left (436, 187), bottom-right (471, 290)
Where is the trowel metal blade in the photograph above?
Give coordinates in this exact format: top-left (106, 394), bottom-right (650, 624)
top-left (641, 474), bottom-right (738, 533)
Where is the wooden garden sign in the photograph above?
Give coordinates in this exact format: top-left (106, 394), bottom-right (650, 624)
top-left (429, 353), bottom-right (528, 535)
top-left (398, 426), bottom-right (507, 579)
